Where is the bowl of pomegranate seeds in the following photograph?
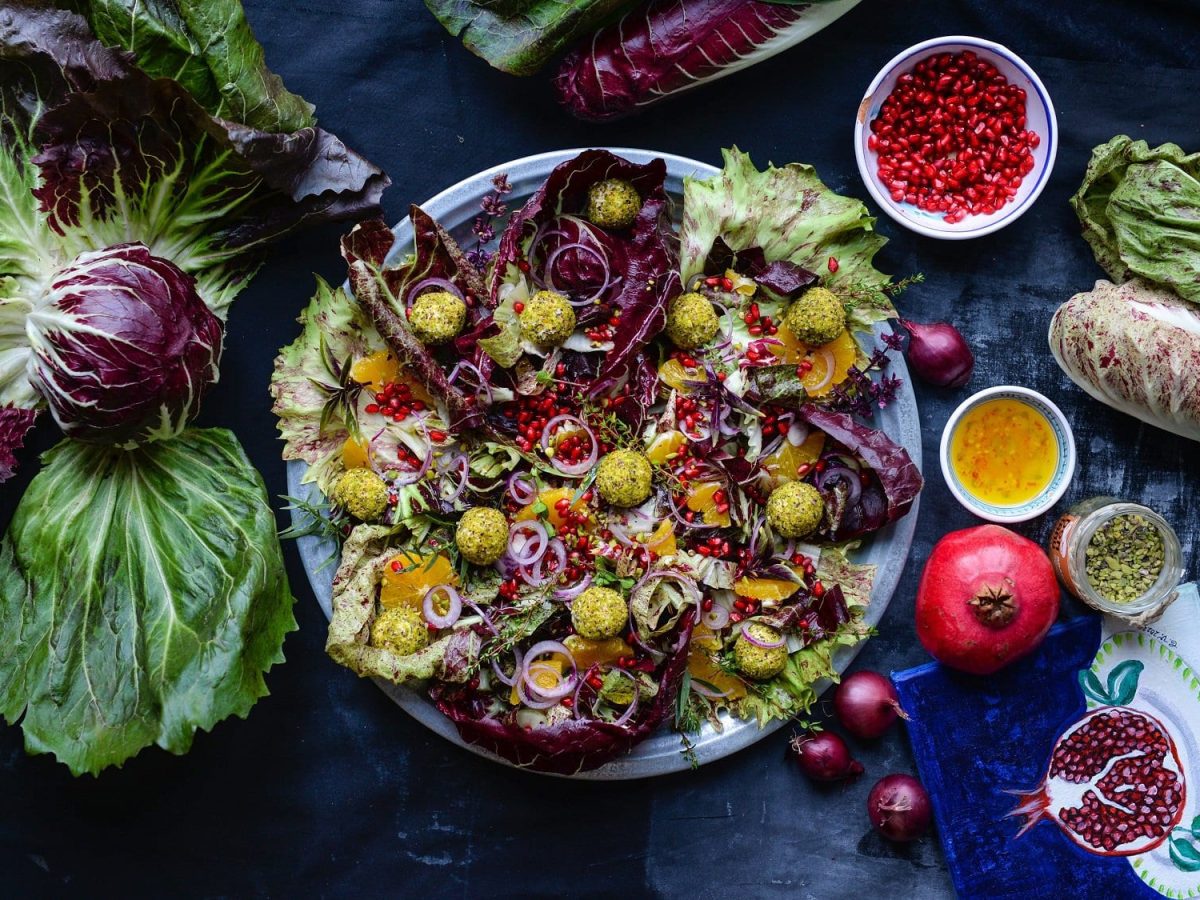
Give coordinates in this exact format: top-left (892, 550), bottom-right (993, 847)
top-left (854, 36), bottom-right (1057, 239)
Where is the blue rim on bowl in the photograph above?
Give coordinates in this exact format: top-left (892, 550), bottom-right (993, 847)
top-left (853, 36), bottom-right (1058, 240)
top-left (939, 385), bottom-right (1076, 523)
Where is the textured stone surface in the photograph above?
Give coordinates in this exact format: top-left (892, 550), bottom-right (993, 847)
top-left (1, 1), bottom-right (1197, 896)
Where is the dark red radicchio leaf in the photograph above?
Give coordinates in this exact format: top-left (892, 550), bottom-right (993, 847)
top-left (761, 584), bottom-right (850, 642)
top-left (704, 236), bottom-right (817, 299)
top-left (486, 149), bottom-right (679, 398)
top-left (796, 404), bottom-right (922, 541)
top-left (339, 218), bottom-right (484, 432)
top-left (554, 0), bottom-right (813, 122)
top-left (430, 617), bottom-right (693, 775)
top-left (0, 406), bottom-right (38, 483)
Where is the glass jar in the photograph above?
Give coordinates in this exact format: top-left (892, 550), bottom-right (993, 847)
top-left (1049, 496), bottom-right (1184, 619)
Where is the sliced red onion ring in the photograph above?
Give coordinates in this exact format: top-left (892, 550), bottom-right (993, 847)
top-left (508, 520), bottom-right (548, 566)
top-left (807, 347), bottom-right (838, 392)
top-left (519, 640), bottom-right (578, 704)
top-left (665, 490), bottom-right (719, 531)
top-left (690, 678), bottom-right (732, 701)
top-left (528, 537), bottom-right (567, 586)
top-left (786, 420), bottom-right (810, 447)
top-left (422, 584), bottom-right (462, 629)
top-left (442, 453), bottom-right (470, 502)
top-left (609, 668), bottom-right (640, 727)
top-left (462, 598), bottom-right (499, 635)
top-left (447, 359), bottom-right (492, 403)
top-left (392, 418), bottom-right (434, 485)
top-left (740, 622), bottom-right (786, 649)
top-left (816, 465), bottom-right (863, 505)
top-left (554, 570), bottom-right (593, 600)
top-left (540, 414), bottom-right (598, 477)
top-left (702, 604), bottom-right (731, 631)
top-left (508, 472), bottom-right (537, 506)
top-left (406, 277), bottom-right (463, 307)
top-left (490, 649), bottom-right (523, 686)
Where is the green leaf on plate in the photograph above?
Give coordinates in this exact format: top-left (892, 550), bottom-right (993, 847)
top-left (1170, 837), bottom-right (1200, 872)
top-left (1078, 668), bottom-right (1110, 705)
top-left (0, 429), bottom-right (296, 775)
top-left (1191, 814), bottom-right (1200, 840)
top-left (1106, 659), bottom-right (1144, 707)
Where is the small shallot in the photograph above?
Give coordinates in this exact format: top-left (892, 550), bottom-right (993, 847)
top-left (900, 319), bottom-right (974, 388)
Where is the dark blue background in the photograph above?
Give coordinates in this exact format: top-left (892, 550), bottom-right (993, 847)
top-left (1, 1), bottom-right (1197, 897)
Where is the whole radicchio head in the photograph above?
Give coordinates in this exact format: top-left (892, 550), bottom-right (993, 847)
top-left (25, 243), bottom-right (224, 447)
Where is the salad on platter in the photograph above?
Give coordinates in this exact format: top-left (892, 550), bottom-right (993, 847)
top-left (271, 148), bottom-right (923, 774)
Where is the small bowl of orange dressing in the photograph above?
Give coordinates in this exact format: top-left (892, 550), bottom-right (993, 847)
top-left (939, 386), bottom-right (1076, 522)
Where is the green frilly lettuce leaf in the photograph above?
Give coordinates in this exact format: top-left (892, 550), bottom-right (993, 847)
top-left (423, 0), bottom-right (638, 76)
top-left (680, 147), bottom-right (894, 331)
top-left (0, 429), bottom-right (296, 775)
top-left (1071, 135), bottom-right (1200, 305)
top-left (326, 525), bottom-right (482, 684)
top-left (270, 276), bottom-right (385, 493)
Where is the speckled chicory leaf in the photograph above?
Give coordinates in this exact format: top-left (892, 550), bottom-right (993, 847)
top-left (0, 429), bottom-right (296, 775)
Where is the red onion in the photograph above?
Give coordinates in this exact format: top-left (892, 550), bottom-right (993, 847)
top-left (609, 668), bottom-right (640, 726)
top-left (554, 571), bottom-right (593, 600)
top-left (899, 319), bottom-right (974, 388)
top-left (441, 453), bottom-right (470, 502)
top-left (701, 604), bottom-right (730, 631)
top-left (788, 731), bottom-right (864, 782)
top-left (406, 277), bottom-right (463, 307)
top-left (665, 490), bottom-right (719, 531)
top-left (490, 649), bottom-right (523, 686)
top-left (867, 774), bottom-right (932, 842)
top-left (508, 520), bottom-right (548, 566)
top-left (807, 347), bottom-right (837, 392)
top-left (815, 464), bottom-right (862, 506)
top-left (834, 670), bottom-right (909, 739)
top-left (422, 584), bottom-right (462, 629)
top-left (527, 537), bottom-right (567, 585)
top-left (786, 420), bottom-right (810, 446)
top-left (508, 472), bottom-right (537, 505)
top-left (689, 677), bottom-right (732, 700)
top-left (462, 598), bottom-right (499, 635)
top-left (540, 414), bottom-right (599, 477)
top-left (739, 622), bottom-right (786, 649)
top-left (519, 640), bottom-right (577, 705)
top-left (390, 419), bottom-right (434, 485)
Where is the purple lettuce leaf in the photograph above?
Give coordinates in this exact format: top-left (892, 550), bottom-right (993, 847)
top-left (797, 404), bottom-right (922, 541)
top-left (0, 406), bottom-right (38, 483)
top-left (703, 235), bottom-right (818, 299)
top-left (339, 218), bottom-right (484, 433)
top-left (486, 149), bottom-right (680, 397)
top-left (430, 616), bottom-right (693, 775)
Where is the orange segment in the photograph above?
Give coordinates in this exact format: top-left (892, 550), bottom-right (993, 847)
top-left (761, 431), bottom-right (826, 483)
top-left (646, 429), bottom-right (687, 465)
top-left (686, 482), bottom-right (731, 527)
top-left (658, 359), bottom-right (701, 394)
top-left (687, 639), bottom-right (747, 701)
top-left (341, 436), bottom-right (370, 469)
top-left (733, 576), bottom-right (801, 602)
top-left (350, 350), bottom-right (434, 405)
top-left (510, 658), bottom-right (564, 705)
top-left (645, 520), bottom-right (676, 556)
top-left (563, 635), bottom-right (629, 670)
top-left (379, 552), bottom-right (458, 609)
top-left (515, 487), bottom-right (593, 529)
top-left (768, 327), bottom-right (860, 397)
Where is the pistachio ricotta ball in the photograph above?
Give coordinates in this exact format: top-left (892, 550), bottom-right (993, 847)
top-left (333, 468), bottom-right (389, 521)
top-left (409, 290), bottom-right (466, 345)
top-left (370, 605), bottom-right (430, 656)
top-left (665, 291), bottom-right (720, 349)
top-left (784, 287), bottom-right (846, 346)
top-left (571, 586), bottom-right (629, 639)
top-left (586, 178), bottom-right (641, 230)
top-left (595, 449), bottom-right (653, 507)
top-left (766, 480), bottom-right (824, 539)
top-left (520, 290), bottom-right (577, 347)
top-left (455, 506), bottom-right (509, 565)
top-left (734, 622), bottom-right (789, 680)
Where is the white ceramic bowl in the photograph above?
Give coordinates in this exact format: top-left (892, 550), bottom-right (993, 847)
top-left (939, 385), bottom-right (1075, 523)
top-left (853, 36), bottom-right (1057, 239)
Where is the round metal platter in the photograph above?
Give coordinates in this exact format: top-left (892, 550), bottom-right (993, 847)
top-left (288, 148), bottom-right (922, 779)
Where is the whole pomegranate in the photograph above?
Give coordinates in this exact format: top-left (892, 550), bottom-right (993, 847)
top-left (1008, 707), bottom-right (1185, 855)
top-left (915, 525), bottom-right (1059, 674)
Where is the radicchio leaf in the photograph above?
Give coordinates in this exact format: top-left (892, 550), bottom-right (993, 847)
top-left (704, 236), bottom-right (818, 299)
top-left (554, 0), bottom-right (859, 121)
top-left (797, 404), bottom-right (922, 540)
top-left (486, 150), bottom-right (679, 398)
top-left (430, 617), bottom-right (694, 775)
top-left (0, 405), bottom-right (37, 482)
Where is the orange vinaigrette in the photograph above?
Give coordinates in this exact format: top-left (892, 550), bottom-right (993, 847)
top-left (950, 398), bottom-right (1057, 506)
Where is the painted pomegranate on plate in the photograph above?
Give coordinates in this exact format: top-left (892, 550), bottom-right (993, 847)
top-left (1008, 706), bottom-right (1186, 855)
